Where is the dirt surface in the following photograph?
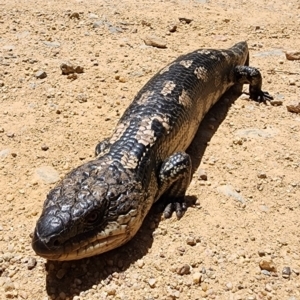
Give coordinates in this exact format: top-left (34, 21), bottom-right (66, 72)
top-left (1, 0), bottom-right (300, 299)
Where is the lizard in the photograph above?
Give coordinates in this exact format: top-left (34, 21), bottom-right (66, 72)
top-left (32, 41), bottom-right (272, 260)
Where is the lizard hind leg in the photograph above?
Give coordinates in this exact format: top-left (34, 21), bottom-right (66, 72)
top-left (234, 65), bottom-right (273, 102)
top-left (157, 152), bottom-right (192, 219)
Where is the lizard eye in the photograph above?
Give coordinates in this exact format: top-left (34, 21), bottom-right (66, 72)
top-left (86, 212), bottom-right (98, 224)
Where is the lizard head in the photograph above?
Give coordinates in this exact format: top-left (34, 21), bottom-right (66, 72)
top-left (32, 158), bottom-right (149, 260)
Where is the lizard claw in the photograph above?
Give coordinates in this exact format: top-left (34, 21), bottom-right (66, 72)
top-left (250, 89), bottom-right (273, 102)
top-left (163, 198), bottom-right (187, 219)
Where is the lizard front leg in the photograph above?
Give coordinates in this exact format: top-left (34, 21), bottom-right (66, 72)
top-left (156, 151), bottom-right (192, 218)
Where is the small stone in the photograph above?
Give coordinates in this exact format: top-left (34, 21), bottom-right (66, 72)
top-left (6, 132), bottom-right (15, 138)
top-left (93, 21), bottom-right (103, 28)
top-left (261, 270), bottom-right (271, 276)
top-left (35, 70), bottom-right (47, 79)
top-left (192, 272), bottom-right (202, 284)
top-left (60, 61), bottom-right (75, 75)
top-left (75, 66), bottom-right (84, 74)
top-left (61, 62), bottom-right (74, 74)
top-left (136, 259), bottom-right (144, 268)
top-left (270, 99), bottom-right (283, 106)
top-left (27, 257), bottom-right (37, 270)
top-left (67, 73), bottom-right (78, 80)
top-left (70, 12), bottom-right (80, 19)
top-left (286, 102), bottom-right (300, 113)
top-left (148, 278), bottom-right (156, 288)
top-left (265, 284), bottom-right (272, 292)
top-left (201, 282), bottom-right (208, 292)
top-left (282, 266), bottom-right (291, 278)
top-left (225, 282), bottom-right (233, 291)
top-left (168, 24), bottom-right (177, 32)
top-left (289, 78), bottom-right (296, 85)
top-left (258, 250), bottom-right (266, 257)
top-left (257, 172), bottom-right (267, 179)
top-left (179, 17), bottom-right (193, 24)
top-left (0, 80), bottom-right (4, 87)
top-left (233, 137), bottom-right (243, 145)
top-left (198, 168), bottom-right (207, 180)
top-left (186, 236), bottom-right (196, 246)
top-left (176, 264), bottom-right (190, 275)
top-left (76, 93), bottom-right (88, 103)
top-left (285, 50), bottom-right (300, 60)
top-left (41, 145), bottom-right (49, 151)
top-left (118, 76), bottom-right (127, 83)
top-left (144, 35), bottom-right (167, 48)
top-left (56, 268), bottom-right (66, 279)
top-left (259, 258), bottom-right (276, 272)
top-left (88, 13), bottom-right (99, 19)
top-left (0, 149), bottom-right (10, 158)
top-left (106, 286), bottom-right (116, 296)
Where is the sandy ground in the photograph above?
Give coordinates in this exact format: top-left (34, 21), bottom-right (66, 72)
top-left (0, 0), bottom-right (300, 299)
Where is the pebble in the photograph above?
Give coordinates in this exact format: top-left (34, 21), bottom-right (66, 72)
top-left (106, 286), bottom-right (116, 296)
top-left (259, 258), bottom-right (277, 272)
top-left (192, 272), bottom-right (202, 284)
top-left (225, 282), bottom-right (233, 291)
top-left (27, 257), bottom-right (37, 270)
top-left (35, 70), bottom-right (47, 79)
top-left (136, 259), bottom-right (144, 268)
top-left (168, 24), bottom-right (177, 32)
top-left (198, 168), bottom-right (207, 180)
top-left (270, 99), bottom-right (283, 106)
top-left (282, 266), bottom-right (291, 278)
top-left (285, 50), bottom-right (300, 60)
top-left (265, 284), bottom-right (272, 292)
top-left (70, 12), bottom-right (80, 19)
top-left (0, 149), bottom-right (10, 158)
top-left (144, 35), bottom-right (167, 48)
top-left (176, 264), bottom-right (190, 275)
top-left (179, 17), bottom-right (193, 24)
top-left (286, 102), bottom-right (300, 113)
top-left (35, 166), bottom-right (60, 184)
top-left (41, 145), bottom-right (49, 151)
top-left (257, 172), bottom-right (267, 179)
top-left (93, 21), bottom-right (103, 28)
top-left (148, 278), bottom-right (156, 288)
top-left (186, 236), bottom-right (196, 246)
top-left (88, 13), bottom-right (99, 19)
top-left (60, 61), bottom-right (84, 75)
top-left (76, 93), bottom-right (88, 103)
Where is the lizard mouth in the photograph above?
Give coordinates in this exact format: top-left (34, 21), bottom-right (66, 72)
top-left (32, 222), bottom-right (131, 261)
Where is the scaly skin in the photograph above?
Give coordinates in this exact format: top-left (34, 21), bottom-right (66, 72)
top-left (32, 41), bottom-right (272, 260)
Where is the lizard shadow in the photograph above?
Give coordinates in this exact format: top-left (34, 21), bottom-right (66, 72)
top-left (45, 87), bottom-right (242, 299)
